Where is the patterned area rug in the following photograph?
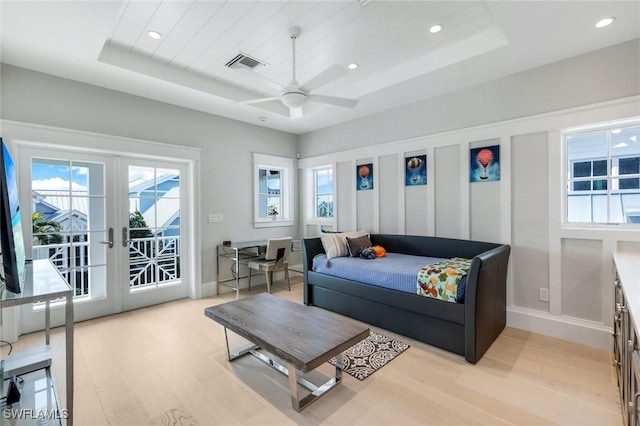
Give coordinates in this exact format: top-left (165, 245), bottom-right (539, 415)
top-left (328, 331), bottom-right (410, 380)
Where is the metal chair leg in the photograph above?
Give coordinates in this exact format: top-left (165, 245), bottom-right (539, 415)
top-left (286, 267), bottom-right (290, 291)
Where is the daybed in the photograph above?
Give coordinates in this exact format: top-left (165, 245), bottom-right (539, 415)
top-left (302, 234), bottom-right (511, 364)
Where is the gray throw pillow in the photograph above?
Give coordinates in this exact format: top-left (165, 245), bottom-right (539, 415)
top-left (346, 235), bottom-right (372, 257)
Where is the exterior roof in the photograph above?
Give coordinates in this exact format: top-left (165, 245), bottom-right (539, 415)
top-left (32, 174), bottom-right (180, 232)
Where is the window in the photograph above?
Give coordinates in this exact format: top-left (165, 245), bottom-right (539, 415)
top-left (619, 157), bottom-right (640, 190)
top-left (571, 159), bottom-right (607, 191)
top-left (313, 167), bottom-right (334, 218)
top-left (253, 153), bottom-right (294, 227)
top-left (258, 169), bottom-right (282, 218)
top-left (565, 119), bottom-right (640, 224)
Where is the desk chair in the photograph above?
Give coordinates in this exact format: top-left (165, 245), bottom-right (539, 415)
top-left (248, 237), bottom-right (292, 293)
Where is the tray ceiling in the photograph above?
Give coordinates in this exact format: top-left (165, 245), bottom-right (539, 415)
top-left (1, 1), bottom-right (638, 134)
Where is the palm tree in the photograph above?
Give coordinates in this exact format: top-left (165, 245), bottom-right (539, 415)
top-left (129, 210), bottom-right (153, 239)
top-left (32, 212), bottom-right (63, 245)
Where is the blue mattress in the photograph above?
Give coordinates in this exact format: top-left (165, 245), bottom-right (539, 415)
top-left (313, 253), bottom-right (443, 294)
top-left (312, 252), bottom-right (468, 302)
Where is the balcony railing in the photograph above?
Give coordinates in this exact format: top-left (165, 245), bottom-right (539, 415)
top-left (33, 241), bottom-right (90, 297)
top-left (129, 236), bottom-right (181, 289)
top-left (32, 234), bottom-right (181, 297)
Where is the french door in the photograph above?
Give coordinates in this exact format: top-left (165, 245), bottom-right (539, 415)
top-left (19, 146), bottom-right (189, 331)
top-left (120, 158), bottom-right (187, 312)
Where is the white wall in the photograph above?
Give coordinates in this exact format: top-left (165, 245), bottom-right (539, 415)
top-left (0, 64), bottom-right (299, 296)
top-left (298, 39), bottom-right (640, 350)
top-left (511, 132), bottom-right (550, 312)
top-left (434, 145), bottom-right (462, 239)
top-left (379, 154), bottom-right (400, 234)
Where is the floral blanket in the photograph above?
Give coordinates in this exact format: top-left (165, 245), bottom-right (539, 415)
top-left (417, 257), bottom-right (472, 303)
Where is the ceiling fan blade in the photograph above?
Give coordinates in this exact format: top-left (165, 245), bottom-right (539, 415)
top-left (239, 97), bottom-right (281, 105)
top-left (309, 94), bottom-right (359, 108)
top-left (289, 107), bottom-right (304, 119)
top-left (300, 65), bottom-right (348, 92)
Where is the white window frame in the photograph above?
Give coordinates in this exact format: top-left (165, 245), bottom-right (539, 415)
top-left (563, 118), bottom-right (640, 227)
top-left (306, 164), bottom-right (335, 225)
top-left (253, 153), bottom-right (294, 228)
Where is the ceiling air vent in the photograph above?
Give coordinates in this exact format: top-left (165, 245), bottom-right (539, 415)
top-left (225, 53), bottom-right (267, 70)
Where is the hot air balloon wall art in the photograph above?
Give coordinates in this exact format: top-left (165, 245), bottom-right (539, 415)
top-left (356, 163), bottom-right (374, 190)
top-left (405, 154), bottom-right (427, 186)
top-left (470, 145), bottom-right (500, 182)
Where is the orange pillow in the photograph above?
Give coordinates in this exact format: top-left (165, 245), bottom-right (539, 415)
top-left (372, 245), bottom-right (386, 257)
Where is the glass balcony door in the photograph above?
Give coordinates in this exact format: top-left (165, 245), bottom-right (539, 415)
top-left (121, 158), bottom-right (187, 312)
top-left (20, 147), bottom-right (116, 330)
top-left (18, 147), bottom-right (188, 331)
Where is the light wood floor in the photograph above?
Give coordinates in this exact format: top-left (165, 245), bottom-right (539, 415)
top-left (6, 277), bottom-right (622, 425)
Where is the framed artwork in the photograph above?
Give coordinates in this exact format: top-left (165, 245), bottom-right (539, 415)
top-left (405, 155), bottom-right (426, 186)
top-left (470, 145), bottom-right (500, 182)
top-left (356, 163), bottom-right (373, 190)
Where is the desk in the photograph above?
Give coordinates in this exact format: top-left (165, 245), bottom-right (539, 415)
top-left (216, 241), bottom-right (267, 299)
top-left (216, 240), bottom-right (301, 299)
top-left (0, 259), bottom-right (73, 425)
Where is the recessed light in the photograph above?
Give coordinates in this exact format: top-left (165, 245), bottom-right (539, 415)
top-left (595, 17), bottom-right (615, 28)
top-left (147, 30), bottom-right (162, 40)
top-left (430, 24), bottom-right (443, 34)
top-left (348, 63), bottom-right (359, 70)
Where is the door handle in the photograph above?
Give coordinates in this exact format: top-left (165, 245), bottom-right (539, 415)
top-left (123, 227), bottom-right (131, 247)
top-left (99, 228), bottom-right (114, 249)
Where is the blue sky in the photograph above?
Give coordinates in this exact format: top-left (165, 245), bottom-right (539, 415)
top-left (316, 169), bottom-right (333, 193)
top-left (31, 162), bottom-right (178, 192)
top-left (32, 161), bottom-right (87, 191)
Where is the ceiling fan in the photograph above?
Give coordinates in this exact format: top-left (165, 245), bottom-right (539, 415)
top-left (240, 26), bottom-right (359, 119)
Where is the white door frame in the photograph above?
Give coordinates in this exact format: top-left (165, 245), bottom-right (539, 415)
top-left (2, 121), bottom-right (201, 338)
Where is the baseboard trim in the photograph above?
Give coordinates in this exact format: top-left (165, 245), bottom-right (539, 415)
top-left (507, 306), bottom-right (611, 350)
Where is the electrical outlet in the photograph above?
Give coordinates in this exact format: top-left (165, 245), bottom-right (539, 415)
top-left (539, 288), bottom-right (549, 302)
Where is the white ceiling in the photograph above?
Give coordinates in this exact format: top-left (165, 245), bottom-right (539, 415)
top-left (0, 1), bottom-right (638, 135)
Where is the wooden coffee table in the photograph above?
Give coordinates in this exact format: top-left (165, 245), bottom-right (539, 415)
top-left (204, 293), bottom-right (369, 411)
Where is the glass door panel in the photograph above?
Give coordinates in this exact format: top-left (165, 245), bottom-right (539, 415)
top-left (20, 148), bottom-right (117, 332)
top-left (31, 158), bottom-right (107, 299)
top-left (123, 161), bottom-right (186, 311)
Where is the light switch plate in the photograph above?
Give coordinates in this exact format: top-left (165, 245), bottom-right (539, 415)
top-left (208, 213), bottom-right (223, 223)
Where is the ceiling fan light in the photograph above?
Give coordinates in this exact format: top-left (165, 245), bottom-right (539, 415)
top-left (281, 92), bottom-right (307, 109)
